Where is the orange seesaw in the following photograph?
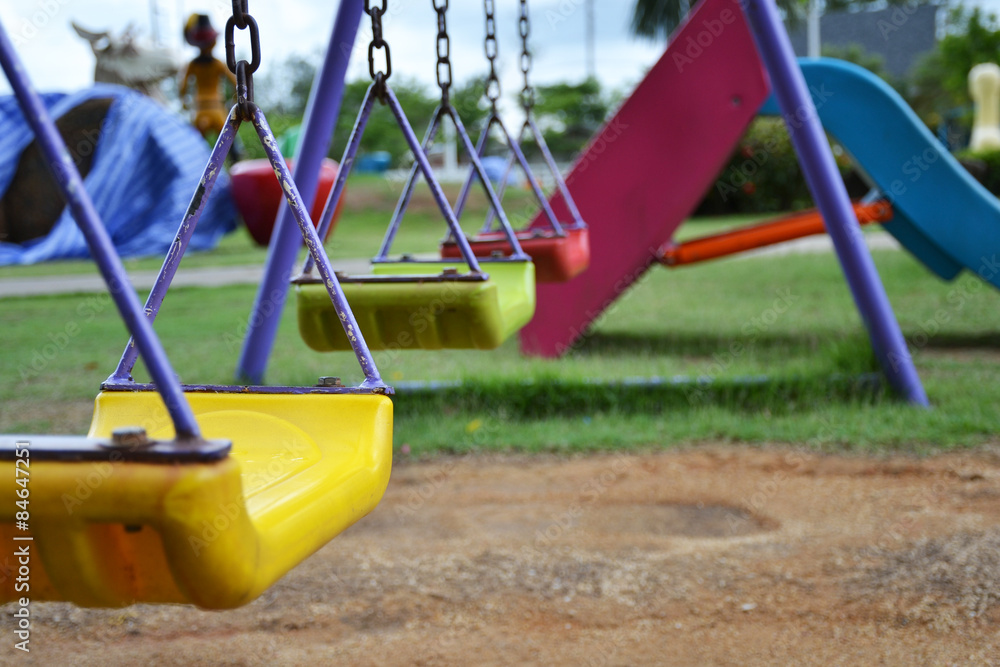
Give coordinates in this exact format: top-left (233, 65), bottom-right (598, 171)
top-left (657, 200), bottom-right (893, 267)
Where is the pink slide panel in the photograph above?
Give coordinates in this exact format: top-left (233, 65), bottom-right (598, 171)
top-left (519, 0), bottom-right (770, 357)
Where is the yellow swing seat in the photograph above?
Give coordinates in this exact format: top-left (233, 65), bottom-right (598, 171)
top-left (0, 390), bottom-right (392, 610)
top-left (296, 259), bottom-right (536, 351)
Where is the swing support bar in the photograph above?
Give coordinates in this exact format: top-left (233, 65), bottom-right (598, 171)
top-left (375, 103), bottom-right (530, 263)
top-left (106, 101), bottom-right (389, 393)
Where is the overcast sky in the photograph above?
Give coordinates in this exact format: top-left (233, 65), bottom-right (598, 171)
top-left (0, 0), bottom-right (665, 105)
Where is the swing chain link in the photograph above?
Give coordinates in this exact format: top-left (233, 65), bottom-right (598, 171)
top-left (484, 0), bottom-right (501, 110)
top-left (225, 0), bottom-right (261, 120)
top-left (518, 0), bottom-right (534, 111)
top-left (434, 0), bottom-right (452, 101)
top-left (231, 0), bottom-right (249, 30)
top-left (366, 0), bottom-right (392, 101)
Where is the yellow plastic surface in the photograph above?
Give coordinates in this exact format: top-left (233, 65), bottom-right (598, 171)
top-left (297, 260), bottom-right (536, 351)
top-left (0, 390), bottom-right (392, 609)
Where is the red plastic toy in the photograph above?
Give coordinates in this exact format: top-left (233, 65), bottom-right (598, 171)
top-left (230, 158), bottom-right (342, 247)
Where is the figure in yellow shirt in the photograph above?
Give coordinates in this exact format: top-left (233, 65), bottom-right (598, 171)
top-left (179, 14), bottom-right (236, 139)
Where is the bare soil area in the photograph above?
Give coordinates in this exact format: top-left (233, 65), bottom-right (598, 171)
top-left (5, 446), bottom-right (1000, 666)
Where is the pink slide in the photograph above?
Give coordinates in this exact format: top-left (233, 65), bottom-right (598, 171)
top-left (519, 0), bottom-right (770, 357)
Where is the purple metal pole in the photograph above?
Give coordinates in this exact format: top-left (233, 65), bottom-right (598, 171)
top-left (446, 107), bottom-right (530, 258)
top-left (111, 113), bottom-right (240, 382)
top-left (374, 106), bottom-right (445, 261)
top-left (528, 117), bottom-right (586, 228)
top-left (0, 21), bottom-right (202, 437)
top-left (382, 87), bottom-right (485, 273)
top-left (452, 123), bottom-right (489, 223)
top-left (252, 108), bottom-right (385, 389)
top-left (482, 118), bottom-right (566, 236)
top-left (302, 86), bottom-right (378, 276)
top-left (742, 0), bottom-right (928, 406)
top-left (237, 0), bottom-right (363, 384)
top-left (494, 116), bottom-right (563, 235)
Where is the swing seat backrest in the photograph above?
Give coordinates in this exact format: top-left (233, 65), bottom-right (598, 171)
top-left (0, 391), bottom-right (392, 609)
top-left (297, 260), bottom-right (536, 351)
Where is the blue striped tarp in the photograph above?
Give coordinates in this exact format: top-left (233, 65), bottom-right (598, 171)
top-left (0, 84), bottom-right (236, 265)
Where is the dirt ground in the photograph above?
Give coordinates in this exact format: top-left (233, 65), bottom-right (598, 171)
top-left (4, 445), bottom-right (1000, 666)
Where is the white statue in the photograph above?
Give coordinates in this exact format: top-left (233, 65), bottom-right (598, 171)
top-left (969, 63), bottom-right (1000, 152)
top-left (71, 22), bottom-right (178, 104)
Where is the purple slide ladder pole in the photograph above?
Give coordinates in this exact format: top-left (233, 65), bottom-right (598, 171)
top-left (0, 20), bottom-right (202, 438)
top-left (237, 0), bottom-right (363, 384)
top-left (742, 0), bottom-right (928, 405)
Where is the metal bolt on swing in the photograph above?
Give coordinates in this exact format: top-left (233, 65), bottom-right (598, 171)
top-left (110, 426), bottom-right (151, 449)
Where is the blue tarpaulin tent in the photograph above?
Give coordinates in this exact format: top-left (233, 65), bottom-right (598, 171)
top-left (0, 84), bottom-right (235, 265)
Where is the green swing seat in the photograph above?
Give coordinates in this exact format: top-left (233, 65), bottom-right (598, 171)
top-left (296, 259), bottom-right (535, 351)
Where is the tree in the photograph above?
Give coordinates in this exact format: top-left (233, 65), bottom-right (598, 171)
top-left (327, 77), bottom-right (503, 167)
top-left (329, 78), bottom-right (438, 167)
top-left (256, 52), bottom-right (318, 117)
top-left (821, 44), bottom-right (891, 82)
top-left (523, 78), bottom-right (611, 160)
top-left (629, 0), bottom-right (921, 41)
top-left (450, 77), bottom-right (490, 133)
top-left (630, 0), bottom-right (805, 39)
top-left (906, 7), bottom-right (1000, 128)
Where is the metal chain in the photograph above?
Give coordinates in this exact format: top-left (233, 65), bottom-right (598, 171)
top-left (366, 0), bottom-right (392, 100)
top-left (484, 0), bottom-right (501, 110)
top-left (225, 0), bottom-right (261, 119)
top-left (518, 0), bottom-right (534, 111)
top-left (231, 0), bottom-right (249, 29)
top-left (434, 0), bottom-right (451, 101)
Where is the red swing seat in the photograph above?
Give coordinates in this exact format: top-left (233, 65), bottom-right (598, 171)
top-left (440, 226), bottom-right (589, 283)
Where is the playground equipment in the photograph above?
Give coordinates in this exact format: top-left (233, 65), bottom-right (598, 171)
top-left (760, 59), bottom-right (1000, 291)
top-left (440, 0), bottom-right (590, 283)
top-left (516, 0), bottom-right (927, 405)
top-left (235, 0), bottom-right (927, 405)
top-left (231, 157), bottom-right (341, 246)
top-left (294, 0), bottom-right (536, 353)
top-left (657, 200), bottom-right (893, 267)
top-left (0, 2), bottom-right (392, 609)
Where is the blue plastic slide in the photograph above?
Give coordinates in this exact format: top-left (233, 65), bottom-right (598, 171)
top-left (761, 58), bottom-right (1000, 290)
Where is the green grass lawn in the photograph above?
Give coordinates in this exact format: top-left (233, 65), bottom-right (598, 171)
top-left (3, 211), bottom-right (999, 454)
